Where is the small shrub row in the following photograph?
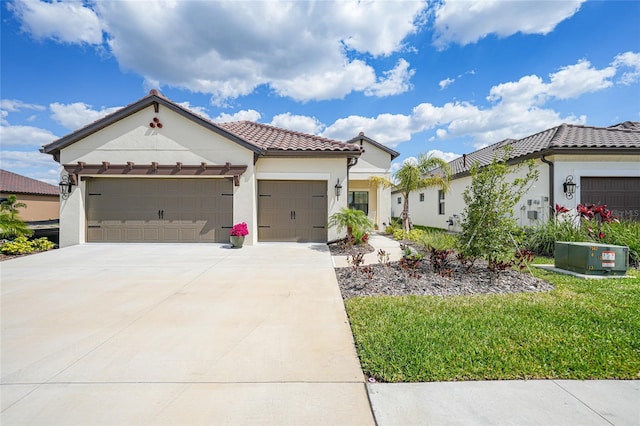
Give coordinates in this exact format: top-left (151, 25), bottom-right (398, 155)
top-left (524, 205), bottom-right (639, 267)
top-left (1, 236), bottom-right (55, 255)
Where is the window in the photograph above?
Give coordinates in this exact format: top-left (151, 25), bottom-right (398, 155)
top-left (348, 191), bottom-right (369, 215)
top-left (397, 196), bottom-right (402, 205)
top-left (419, 193), bottom-right (425, 202)
top-left (438, 190), bottom-right (445, 215)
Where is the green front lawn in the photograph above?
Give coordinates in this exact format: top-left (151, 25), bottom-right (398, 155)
top-left (346, 267), bottom-right (640, 382)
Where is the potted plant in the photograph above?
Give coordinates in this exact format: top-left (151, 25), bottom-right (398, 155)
top-left (230, 222), bottom-right (249, 248)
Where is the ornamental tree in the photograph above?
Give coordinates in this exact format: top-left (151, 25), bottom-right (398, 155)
top-left (459, 147), bottom-right (539, 271)
top-left (370, 153), bottom-right (451, 233)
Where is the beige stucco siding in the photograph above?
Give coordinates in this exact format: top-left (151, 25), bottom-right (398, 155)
top-left (349, 140), bottom-right (393, 228)
top-left (409, 156), bottom-right (639, 230)
top-left (1, 193), bottom-right (59, 222)
top-left (58, 106), bottom-right (257, 247)
top-left (551, 155), bottom-right (640, 212)
top-left (410, 159), bottom-right (550, 230)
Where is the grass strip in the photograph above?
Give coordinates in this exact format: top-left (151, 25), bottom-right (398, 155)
top-left (345, 267), bottom-right (640, 382)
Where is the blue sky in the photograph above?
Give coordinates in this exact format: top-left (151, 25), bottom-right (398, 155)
top-left (1, 0), bottom-right (639, 185)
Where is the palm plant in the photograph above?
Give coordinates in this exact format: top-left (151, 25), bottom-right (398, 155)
top-left (0, 195), bottom-right (32, 239)
top-left (371, 153), bottom-right (452, 233)
top-left (328, 207), bottom-right (373, 241)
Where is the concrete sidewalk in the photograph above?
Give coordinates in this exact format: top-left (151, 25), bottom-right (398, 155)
top-left (332, 232), bottom-right (404, 267)
top-left (368, 380), bottom-right (639, 425)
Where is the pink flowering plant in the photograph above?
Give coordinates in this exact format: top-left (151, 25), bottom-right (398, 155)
top-left (230, 222), bottom-right (249, 237)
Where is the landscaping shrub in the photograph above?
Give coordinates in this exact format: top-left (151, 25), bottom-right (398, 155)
top-left (329, 208), bottom-right (373, 243)
top-left (1, 236), bottom-right (55, 255)
top-left (459, 147), bottom-right (539, 272)
top-left (524, 205), bottom-right (639, 267)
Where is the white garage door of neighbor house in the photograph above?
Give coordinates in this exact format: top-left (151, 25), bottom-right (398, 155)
top-left (257, 180), bottom-right (327, 242)
top-left (86, 178), bottom-right (233, 243)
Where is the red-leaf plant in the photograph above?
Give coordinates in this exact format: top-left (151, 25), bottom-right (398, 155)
top-left (556, 203), bottom-right (618, 240)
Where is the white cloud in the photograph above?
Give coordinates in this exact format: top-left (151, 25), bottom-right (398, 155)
top-left (547, 60), bottom-right (615, 99)
top-left (425, 149), bottom-right (461, 163)
top-left (49, 102), bottom-right (121, 130)
top-left (270, 113), bottom-right (324, 135)
top-left (613, 51), bottom-right (640, 85)
top-left (9, 0), bottom-right (103, 44)
top-left (325, 55), bottom-right (625, 150)
top-left (271, 60), bottom-right (376, 102)
top-left (433, 0), bottom-right (585, 48)
top-left (0, 99), bottom-right (45, 113)
top-left (323, 113), bottom-right (413, 146)
top-left (439, 77), bottom-right (455, 90)
top-left (365, 59), bottom-right (415, 97)
top-left (176, 102), bottom-right (212, 120)
top-left (0, 124), bottom-right (58, 148)
top-left (10, 1), bottom-right (426, 104)
top-left (0, 150), bottom-right (60, 184)
top-left (213, 110), bottom-right (262, 123)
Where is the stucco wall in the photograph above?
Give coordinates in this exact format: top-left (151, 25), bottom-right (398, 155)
top-left (0, 192), bottom-right (59, 222)
top-left (255, 157), bottom-right (348, 241)
top-left (550, 154), bottom-right (640, 213)
top-left (409, 155), bottom-right (640, 231)
top-left (349, 140), bottom-right (393, 228)
top-left (410, 159), bottom-right (550, 230)
top-left (58, 106), bottom-right (256, 246)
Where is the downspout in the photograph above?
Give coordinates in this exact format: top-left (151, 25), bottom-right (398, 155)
top-left (541, 154), bottom-right (554, 217)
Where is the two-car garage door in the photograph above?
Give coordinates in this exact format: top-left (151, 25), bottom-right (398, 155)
top-left (86, 178), bottom-right (233, 242)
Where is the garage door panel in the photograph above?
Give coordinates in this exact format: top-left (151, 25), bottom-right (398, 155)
top-left (581, 177), bottom-right (640, 221)
top-left (258, 180), bottom-right (327, 242)
top-left (87, 178), bottom-right (233, 242)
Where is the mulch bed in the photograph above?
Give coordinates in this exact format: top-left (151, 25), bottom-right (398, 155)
top-left (328, 241), bottom-right (375, 256)
top-left (334, 243), bottom-right (553, 299)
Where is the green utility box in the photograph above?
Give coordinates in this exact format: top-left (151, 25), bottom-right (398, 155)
top-left (555, 242), bottom-right (629, 276)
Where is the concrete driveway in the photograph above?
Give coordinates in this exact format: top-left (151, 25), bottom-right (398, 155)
top-left (1, 244), bottom-right (374, 425)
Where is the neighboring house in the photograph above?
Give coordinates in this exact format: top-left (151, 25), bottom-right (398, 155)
top-left (41, 90), bottom-right (395, 247)
top-left (346, 132), bottom-right (399, 229)
top-left (0, 169), bottom-right (59, 223)
top-left (409, 122), bottom-right (640, 231)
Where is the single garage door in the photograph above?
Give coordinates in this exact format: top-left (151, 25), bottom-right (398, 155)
top-left (258, 180), bottom-right (327, 242)
top-left (86, 178), bottom-right (233, 242)
top-left (581, 177), bottom-right (640, 221)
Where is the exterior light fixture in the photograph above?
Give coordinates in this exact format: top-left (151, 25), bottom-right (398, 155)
top-left (334, 178), bottom-right (343, 198)
top-left (59, 175), bottom-right (75, 200)
top-left (563, 175), bottom-right (576, 199)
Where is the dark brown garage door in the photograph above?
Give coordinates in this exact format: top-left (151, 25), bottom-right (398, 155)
top-left (86, 178), bottom-right (233, 242)
top-left (581, 177), bottom-right (640, 221)
top-left (258, 180), bottom-right (327, 242)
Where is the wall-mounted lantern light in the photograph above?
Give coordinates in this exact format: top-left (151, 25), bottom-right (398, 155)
top-left (563, 175), bottom-right (576, 199)
top-left (59, 175), bottom-right (75, 200)
top-left (334, 178), bottom-right (343, 198)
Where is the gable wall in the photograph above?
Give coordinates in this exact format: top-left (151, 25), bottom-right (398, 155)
top-left (58, 106), bottom-right (257, 246)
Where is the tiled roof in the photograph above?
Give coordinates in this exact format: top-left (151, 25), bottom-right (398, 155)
top-left (449, 122), bottom-right (640, 176)
top-left (0, 169), bottom-right (58, 196)
top-left (217, 121), bottom-right (362, 154)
